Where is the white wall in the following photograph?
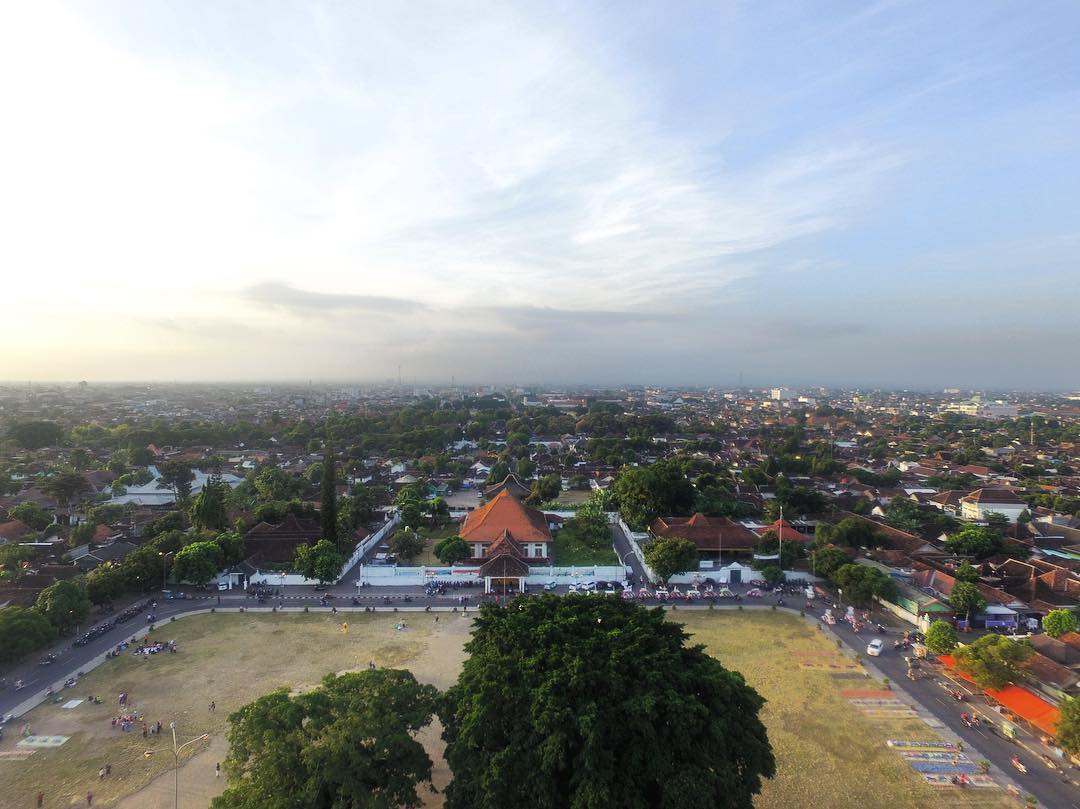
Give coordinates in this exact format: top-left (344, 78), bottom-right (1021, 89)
top-left (618, 517), bottom-right (659, 583)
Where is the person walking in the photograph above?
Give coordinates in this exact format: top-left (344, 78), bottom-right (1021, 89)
top-left (215, 762), bottom-right (221, 778)
top-left (36, 792), bottom-right (44, 808)
top-left (209, 701), bottom-right (216, 713)
top-left (86, 791), bottom-right (93, 806)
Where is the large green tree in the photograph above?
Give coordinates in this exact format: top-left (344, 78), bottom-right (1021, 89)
top-left (1042, 609), bottom-right (1079, 639)
top-left (389, 531), bottom-right (425, 562)
top-left (9, 502), bottom-right (53, 531)
top-left (320, 444), bottom-right (339, 548)
top-left (159, 461), bottom-right (195, 503)
top-left (949, 581), bottom-right (986, 625)
top-left (643, 536), bottom-right (700, 583)
top-left (35, 580), bottom-right (90, 632)
top-left (809, 547), bottom-right (850, 579)
top-left (832, 564), bottom-right (898, 607)
top-left (294, 539), bottom-right (343, 585)
top-left (9, 420), bottom-right (63, 449)
top-left (944, 525), bottom-right (1002, 560)
top-left (614, 461), bottom-right (696, 529)
top-left (173, 541), bottom-right (224, 586)
top-left (0, 606), bottom-right (56, 661)
top-left (42, 471), bottom-right (91, 509)
top-left (924, 620), bottom-right (959, 654)
top-left (441, 595), bottom-right (775, 809)
top-left (1055, 697), bottom-right (1080, 756)
top-left (253, 467), bottom-right (291, 503)
top-left (434, 536), bottom-right (470, 565)
top-left (814, 517), bottom-right (882, 549)
top-left (189, 475), bottom-right (228, 531)
top-left (212, 670), bottom-right (438, 809)
top-left (953, 634), bottom-right (1031, 690)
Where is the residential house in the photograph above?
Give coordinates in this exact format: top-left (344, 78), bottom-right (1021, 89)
top-left (960, 488), bottom-right (1027, 522)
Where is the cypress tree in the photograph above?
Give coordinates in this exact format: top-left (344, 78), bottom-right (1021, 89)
top-left (320, 441), bottom-right (339, 548)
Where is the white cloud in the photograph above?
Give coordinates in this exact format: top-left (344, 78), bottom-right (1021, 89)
top-left (0, 0), bottom-right (904, 380)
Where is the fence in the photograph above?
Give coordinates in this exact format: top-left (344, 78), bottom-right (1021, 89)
top-left (342, 512), bottom-right (401, 575)
top-left (617, 517), bottom-right (659, 583)
top-left (248, 513), bottom-right (402, 587)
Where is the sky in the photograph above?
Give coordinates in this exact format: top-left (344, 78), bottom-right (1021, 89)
top-left (1, 1), bottom-right (1078, 389)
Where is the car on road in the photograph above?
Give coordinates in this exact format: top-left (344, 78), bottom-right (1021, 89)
top-left (867, 638), bottom-right (884, 657)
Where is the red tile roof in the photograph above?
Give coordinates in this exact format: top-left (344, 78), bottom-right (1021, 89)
top-left (460, 490), bottom-right (551, 544)
top-left (650, 513), bottom-right (760, 551)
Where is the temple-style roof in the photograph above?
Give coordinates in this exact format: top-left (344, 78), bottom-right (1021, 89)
top-left (461, 489), bottom-right (551, 544)
top-left (483, 474), bottom-right (531, 501)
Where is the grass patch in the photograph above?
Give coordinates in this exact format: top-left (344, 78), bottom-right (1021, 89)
top-left (675, 612), bottom-right (1015, 809)
top-left (551, 519), bottom-right (617, 566)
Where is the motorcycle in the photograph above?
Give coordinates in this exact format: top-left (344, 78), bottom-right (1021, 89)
top-left (1011, 756), bottom-right (1027, 774)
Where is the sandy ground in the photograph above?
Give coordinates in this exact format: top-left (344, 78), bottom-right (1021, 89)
top-left (0, 612), bottom-right (472, 809)
top-left (1, 609), bottom-right (1015, 809)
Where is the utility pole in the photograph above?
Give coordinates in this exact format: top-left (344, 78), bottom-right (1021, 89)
top-left (778, 505), bottom-right (783, 578)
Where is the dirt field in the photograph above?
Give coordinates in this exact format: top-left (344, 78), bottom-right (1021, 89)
top-left (0, 608), bottom-right (1016, 809)
top-left (0, 611), bottom-right (470, 809)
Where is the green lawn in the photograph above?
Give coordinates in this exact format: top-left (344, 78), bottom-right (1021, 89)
top-left (551, 520), bottom-right (618, 566)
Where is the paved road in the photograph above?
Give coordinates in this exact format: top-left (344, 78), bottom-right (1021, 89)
top-left (822, 602), bottom-right (1080, 809)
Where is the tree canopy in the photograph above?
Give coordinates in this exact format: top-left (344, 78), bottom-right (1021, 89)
top-left (294, 539), bottom-right (343, 585)
top-left (434, 536), bottom-right (470, 565)
top-left (441, 595), bottom-right (775, 809)
top-left (642, 536), bottom-right (699, 583)
top-left (614, 460), bottom-right (696, 529)
top-left (173, 541), bottom-right (224, 586)
top-left (809, 547), bottom-right (851, 580)
top-left (1056, 697), bottom-right (1080, 757)
top-left (1042, 609), bottom-right (1078, 639)
top-left (212, 669), bottom-right (438, 809)
top-left (0, 607), bottom-right (56, 661)
top-left (832, 563), bottom-right (897, 607)
top-left (924, 620), bottom-right (958, 654)
top-left (189, 476), bottom-right (228, 531)
top-left (948, 581), bottom-right (986, 624)
top-left (953, 634), bottom-right (1031, 690)
top-left (35, 580), bottom-right (90, 632)
top-left (944, 525), bottom-right (1002, 560)
top-left (814, 517), bottom-right (883, 549)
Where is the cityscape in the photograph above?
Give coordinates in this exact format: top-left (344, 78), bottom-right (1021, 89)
top-left (2, 2), bottom-right (1080, 809)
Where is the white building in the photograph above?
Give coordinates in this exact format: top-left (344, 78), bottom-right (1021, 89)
top-left (959, 488), bottom-right (1027, 522)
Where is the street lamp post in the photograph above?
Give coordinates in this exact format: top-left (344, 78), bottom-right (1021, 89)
top-left (159, 551), bottom-right (174, 593)
top-left (144, 723), bottom-right (209, 809)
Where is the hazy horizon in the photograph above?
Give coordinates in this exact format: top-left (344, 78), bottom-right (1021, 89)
top-left (2, 2), bottom-right (1078, 388)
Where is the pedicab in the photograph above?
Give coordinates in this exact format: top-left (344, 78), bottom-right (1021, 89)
top-left (670, 586), bottom-right (684, 601)
top-left (715, 587), bottom-right (735, 599)
top-left (655, 586), bottom-right (669, 602)
top-left (746, 588), bottom-right (765, 598)
top-left (686, 587), bottom-right (701, 601)
top-left (638, 587), bottom-right (653, 600)
top-left (622, 588), bottom-right (635, 600)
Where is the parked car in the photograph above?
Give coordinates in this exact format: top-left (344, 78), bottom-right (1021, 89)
top-left (543, 580), bottom-right (557, 591)
top-left (867, 639), bottom-right (884, 657)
